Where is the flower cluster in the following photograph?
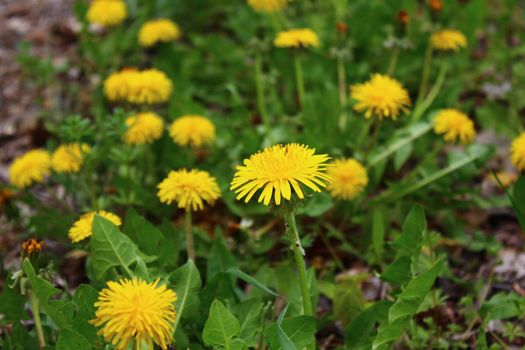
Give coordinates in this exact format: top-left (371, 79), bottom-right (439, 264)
top-left (104, 68), bottom-right (173, 104)
top-left (350, 74), bottom-right (411, 120)
top-left (139, 19), bottom-right (181, 47)
top-left (124, 112), bottom-right (165, 145)
top-left (231, 144), bottom-right (331, 206)
top-left (433, 109), bottom-right (476, 144)
top-left (274, 29), bottom-right (320, 48)
top-left (87, 0), bottom-right (127, 27)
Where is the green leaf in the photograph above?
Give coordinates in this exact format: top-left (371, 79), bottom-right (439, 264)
top-left (346, 300), bottom-right (393, 348)
top-left (55, 329), bottom-right (91, 350)
top-left (234, 298), bottom-right (263, 343)
top-left (394, 204), bottom-right (426, 253)
top-left (207, 236), bottom-right (237, 282)
top-left (296, 192), bottom-right (333, 217)
top-left (265, 307), bottom-right (316, 350)
top-left (90, 215), bottom-right (139, 279)
top-left (0, 284), bottom-right (27, 323)
top-left (394, 143), bottom-right (413, 171)
top-left (71, 285), bottom-right (99, 345)
top-left (203, 299), bottom-right (241, 348)
top-left (170, 260), bottom-right (202, 335)
top-left (22, 259), bottom-right (61, 303)
top-left (333, 281), bottom-right (366, 326)
top-left (227, 267), bottom-right (278, 297)
top-left (371, 209), bottom-right (385, 260)
top-left (380, 256), bottom-right (412, 285)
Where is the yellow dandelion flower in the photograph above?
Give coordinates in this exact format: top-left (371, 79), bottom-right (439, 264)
top-left (488, 171), bottom-right (517, 188)
top-left (68, 211), bottom-right (122, 243)
top-left (274, 28), bottom-right (320, 48)
top-left (157, 169), bottom-right (221, 211)
top-left (433, 109), bottom-right (476, 144)
top-left (511, 132), bottom-right (525, 171)
top-left (86, 0), bottom-right (127, 27)
top-left (248, 0), bottom-right (288, 13)
top-left (51, 143), bottom-right (91, 173)
top-left (9, 149), bottom-right (51, 189)
top-left (230, 143), bottom-right (331, 206)
top-left (91, 278), bottom-right (176, 350)
top-left (169, 115), bottom-right (215, 148)
top-left (124, 112), bottom-right (164, 145)
top-left (103, 68), bottom-right (173, 104)
top-left (327, 159), bottom-right (368, 200)
top-left (431, 29), bottom-right (467, 51)
top-left (139, 19), bottom-right (181, 47)
top-left (350, 74), bottom-right (411, 120)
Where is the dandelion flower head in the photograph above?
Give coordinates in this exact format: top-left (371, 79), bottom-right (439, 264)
top-left (350, 74), bottom-right (411, 119)
top-left (274, 28), bottom-right (320, 48)
top-left (511, 132), bottom-right (525, 171)
top-left (157, 169), bottom-right (221, 211)
top-left (124, 112), bottom-right (164, 145)
top-left (9, 149), bottom-right (51, 189)
top-left (139, 19), bottom-right (181, 47)
top-left (87, 0), bottom-right (127, 27)
top-left (431, 29), bottom-right (467, 51)
top-left (169, 115), bottom-right (215, 148)
top-left (104, 68), bottom-right (173, 104)
top-left (68, 211), bottom-right (122, 243)
top-left (433, 109), bottom-right (475, 144)
top-left (248, 0), bottom-right (288, 13)
top-left (51, 143), bottom-right (91, 173)
top-left (230, 143), bottom-right (331, 206)
top-left (327, 159), bottom-right (368, 200)
top-left (91, 278), bottom-right (176, 350)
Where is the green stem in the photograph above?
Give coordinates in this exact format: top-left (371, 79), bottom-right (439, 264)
top-left (185, 209), bottom-right (195, 261)
top-left (412, 62), bottom-right (448, 122)
top-left (30, 292), bottom-right (45, 349)
top-left (386, 46), bottom-right (400, 76)
top-left (365, 119), bottom-right (383, 162)
top-left (283, 210), bottom-right (313, 316)
top-left (417, 43), bottom-right (433, 105)
top-left (294, 52), bottom-right (305, 110)
top-left (337, 56), bottom-right (348, 130)
top-left (255, 52), bottom-right (270, 134)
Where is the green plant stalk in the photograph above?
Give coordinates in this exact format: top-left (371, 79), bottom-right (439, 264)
top-left (283, 210), bottom-right (313, 316)
top-left (294, 52), bottom-right (305, 110)
top-left (30, 292), bottom-right (45, 349)
top-left (185, 209), bottom-right (195, 261)
top-left (337, 56), bottom-right (348, 130)
top-left (417, 43), bottom-right (433, 105)
top-left (386, 46), bottom-right (400, 76)
top-left (412, 62), bottom-right (448, 122)
top-left (255, 52), bottom-right (270, 133)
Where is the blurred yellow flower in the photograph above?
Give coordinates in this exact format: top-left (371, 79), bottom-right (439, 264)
top-left (9, 149), bottom-right (51, 189)
top-left (169, 115), bottom-right (215, 148)
top-left (274, 29), bottom-right (320, 48)
top-left (350, 74), bottom-right (411, 119)
top-left (91, 278), bottom-right (176, 350)
top-left (86, 0), bottom-right (127, 27)
top-left (431, 29), bottom-right (467, 51)
top-left (433, 109), bottom-right (475, 144)
top-left (511, 132), bottom-right (525, 171)
top-left (51, 143), bottom-right (91, 173)
top-left (231, 144), bottom-right (331, 206)
top-left (68, 211), bottom-right (122, 243)
top-left (104, 68), bottom-right (173, 104)
top-left (124, 112), bottom-right (164, 145)
top-left (488, 171), bottom-right (517, 188)
top-left (157, 169), bottom-right (221, 211)
top-left (327, 159), bottom-right (368, 200)
top-left (139, 19), bottom-right (181, 47)
top-left (248, 0), bottom-right (288, 13)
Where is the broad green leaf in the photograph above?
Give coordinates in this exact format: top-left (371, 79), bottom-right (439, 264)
top-left (90, 215), bottom-right (139, 279)
top-left (394, 204), bottom-right (426, 253)
top-left (202, 299), bottom-right (241, 348)
top-left (207, 236), bottom-right (237, 282)
top-left (45, 300), bottom-right (75, 329)
top-left (71, 285), bottom-right (99, 345)
top-left (394, 142), bottom-right (413, 171)
top-left (346, 300), bottom-right (393, 348)
top-left (0, 284), bottom-right (27, 323)
top-left (479, 292), bottom-right (525, 320)
top-left (333, 281), bottom-right (365, 326)
top-left (380, 256), bottom-right (412, 285)
top-left (22, 259), bottom-right (61, 303)
top-left (55, 328), bottom-right (91, 350)
top-left (227, 267), bottom-right (278, 297)
top-left (265, 307), bottom-right (316, 350)
top-left (234, 298), bottom-right (263, 343)
top-left (170, 260), bottom-right (202, 335)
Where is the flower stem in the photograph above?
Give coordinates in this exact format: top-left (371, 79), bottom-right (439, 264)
top-left (293, 51), bottom-right (305, 110)
top-left (185, 208), bottom-right (195, 261)
top-left (283, 210), bottom-right (313, 316)
top-left (337, 55), bottom-right (348, 130)
top-left (417, 43), bottom-right (433, 105)
top-left (386, 46), bottom-right (400, 76)
top-left (30, 292), bottom-right (45, 349)
top-left (255, 52), bottom-right (270, 134)
top-left (412, 61), bottom-right (448, 122)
